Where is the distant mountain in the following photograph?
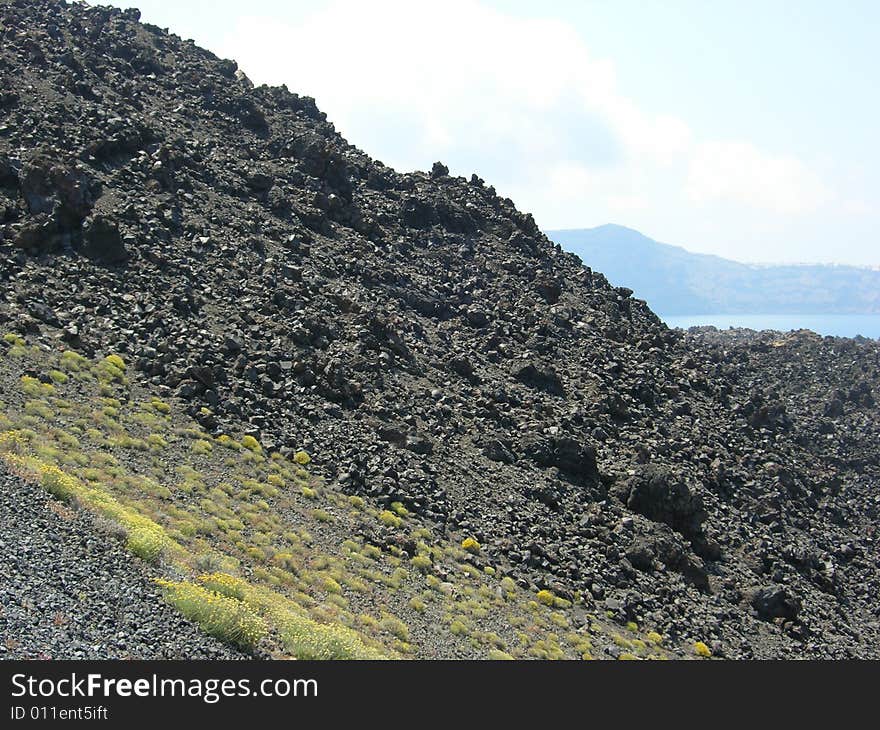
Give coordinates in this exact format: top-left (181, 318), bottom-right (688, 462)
top-left (549, 225), bottom-right (880, 315)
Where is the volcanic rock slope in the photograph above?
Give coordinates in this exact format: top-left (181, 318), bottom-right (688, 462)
top-left (0, 0), bottom-right (878, 658)
top-left (0, 463), bottom-right (246, 659)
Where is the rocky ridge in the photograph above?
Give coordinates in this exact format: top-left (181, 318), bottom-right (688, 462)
top-left (0, 0), bottom-right (878, 658)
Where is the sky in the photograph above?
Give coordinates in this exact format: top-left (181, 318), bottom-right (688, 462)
top-left (107, 0), bottom-right (879, 265)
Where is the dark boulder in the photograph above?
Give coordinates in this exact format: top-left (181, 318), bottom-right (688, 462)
top-left (625, 524), bottom-right (710, 591)
top-left (18, 156), bottom-right (94, 229)
top-left (521, 434), bottom-right (598, 483)
top-left (613, 465), bottom-right (707, 541)
top-left (401, 197), bottom-right (435, 229)
top-left (81, 215), bottom-right (128, 263)
top-left (625, 539), bottom-right (655, 571)
top-left (0, 156), bottom-right (18, 189)
top-left (749, 585), bottom-right (802, 621)
top-left (514, 362), bottom-right (565, 397)
top-left (13, 216), bottom-right (58, 251)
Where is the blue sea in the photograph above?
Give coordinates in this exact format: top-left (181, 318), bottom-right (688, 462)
top-left (661, 314), bottom-right (880, 339)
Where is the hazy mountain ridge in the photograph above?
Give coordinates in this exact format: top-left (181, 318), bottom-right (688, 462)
top-left (550, 225), bottom-right (880, 315)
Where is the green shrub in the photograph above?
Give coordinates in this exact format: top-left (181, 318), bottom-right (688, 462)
top-left (194, 554), bottom-right (225, 573)
top-left (191, 439), bottom-right (213, 454)
top-left (390, 501), bottom-right (408, 517)
top-left (378, 510), bottom-right (402, 528)
top-left (24, 400), bottom-right (54, 420)
top-left (59, 350), bottom-right (87, 371)
top-left (411, 555), bottom-right (432, 572)
top-left (241, 435), bottom-right (262, 452)
top-left (21, 376), bottom-right (54, 397)
top-left (379, 613), bottom-right (409, 641)
top-left (450, 619), bottom-right (470, 636)
top-left (487, 649), bottom-right (515, 660)
top-left (460, 563), bottom-right (482, 579)
top-left (362, 544), bottom-right (382, 560)
top-left (147, 433), bottom-right (168, 450)
top-left (48, 370), bottom-right (68, 384)
top-left (277, 612), bottom-right (383, 660)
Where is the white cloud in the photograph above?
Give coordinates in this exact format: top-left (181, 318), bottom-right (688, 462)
top-left (213, 0), bottom-right (831, 232)
top-left (685, 140), bottom-right (830, 214)
top-left (840, 198), bottom-right (872, 216)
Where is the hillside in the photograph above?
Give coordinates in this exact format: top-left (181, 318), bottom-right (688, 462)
top-left (550, 225), bottom-right (880, 315)
top-left (1, 0), bottom-right (878, 660)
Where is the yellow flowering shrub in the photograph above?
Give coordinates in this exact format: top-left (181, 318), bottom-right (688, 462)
top-left (461, 536), bottom-right (481, 553)
top-left (294, 450), bottom-right (311, 465)
top-left (105, 354), bottom-right (126, 371)
top-left (198, 572), bottom-right (248, 601)
top-left (155, 579), bottom-right (267, 649)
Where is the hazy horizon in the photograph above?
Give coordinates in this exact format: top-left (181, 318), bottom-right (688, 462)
top-left (108, 0), bottom-right (879, 266)
top-left (549, 224), bottom-right (880, 269)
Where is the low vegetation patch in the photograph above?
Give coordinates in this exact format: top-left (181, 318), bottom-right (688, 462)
top-left (156, 579), bottom-right (267, 649)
